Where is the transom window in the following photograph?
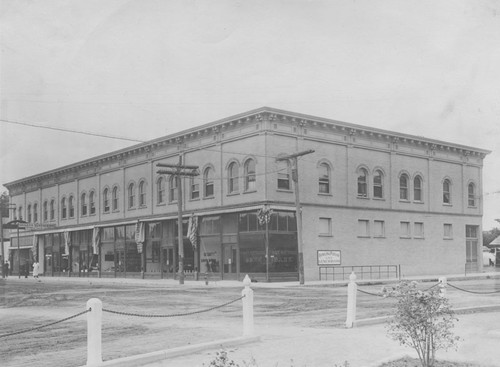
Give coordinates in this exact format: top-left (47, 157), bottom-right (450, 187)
top-left (399, 174), bottom-right (409, 200)
top-left (318, 163), bottom-right (330, 194)
top-left (357, 168), bottom-right (368, 197)
top-left (244, 159), bottom-right (256, 191)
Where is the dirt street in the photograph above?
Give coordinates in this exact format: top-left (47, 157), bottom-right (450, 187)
top-left (1, 276), bottom-right (499, 367)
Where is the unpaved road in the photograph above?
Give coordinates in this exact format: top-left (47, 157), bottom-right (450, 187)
top-left (1, 277), bottom-right (499, 367)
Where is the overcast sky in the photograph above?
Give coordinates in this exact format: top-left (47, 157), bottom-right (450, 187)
top-left (1, 0), bottom-right (499, 229)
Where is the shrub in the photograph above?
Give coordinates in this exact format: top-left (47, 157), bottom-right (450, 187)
top-left (386, 280), bottom-right (460, 367)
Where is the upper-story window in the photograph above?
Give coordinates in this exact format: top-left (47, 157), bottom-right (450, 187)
top-left (169, 176), bottom-right (178, 202)
top-left (18, 206), bottom-right (23, 220)
top-left (128, 183), bottom-right (135, 209)
top-left (357, 168), bottom-right (368, 197)
top-left (43, 201), bottom-right (48, 222)
top-left (277, 160), bottom-right (290, 190)
top-left (61, 198), bottom-right (67, 219)
top-left (33, 203), bottom-right (38, 223)
top-left (373, 170), bottom-right (383, 199)
top-left (13, 207), bottom-right (17, 220)
top-left (190, 177), bottom-right (200, 200)
top-left (228, 162), bottom-right (239, 194)
top-left (112, 186), bottom-right (119, 211)
top-left (81, 193), bottom-right (87, 216)
top-left (414, 176), bottom-right (423, 202)
top-left (89, 191), bottom-right (96, 215)
top-left (50, 200), bottom-right (55, 220)
top-left (443, 179), bottom-right (451, 204)
top-left (103, 188), bottom-right (110, 213)
top-left (318, 163), bottom-right (330, 194)
top-left (139, 181), bottom-right (146, 206)
top-left (69, 196), bottom-right (75, 218)
top-left (157, 177), bottom-right (165, 204)
top-left (468, 182), bottom-right (476, 207)
top-left (204, 167), bottom-right (214, 197)
top-left (27, 204), bottom-right (32, 223)
top-left (399, 174), bottom-right (409, 200)
top-left (244, 159), bottom-right (256, 192)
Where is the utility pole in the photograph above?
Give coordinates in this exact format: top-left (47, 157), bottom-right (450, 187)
top-left (157, 157), bottom-right (199, 285)
top-left (276, 149), bottom-right (314, 285)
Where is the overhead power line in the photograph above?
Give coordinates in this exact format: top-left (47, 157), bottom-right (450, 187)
top-left (0, 118), bottom-right (145, 143)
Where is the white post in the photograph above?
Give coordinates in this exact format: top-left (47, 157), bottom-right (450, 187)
top-left (345, 272), bottom-right (357, 328)
top-left (242, 274), bottom-right (254, 336)
top-left (86, 298), bottom-right (103, 366)
top-left (438, 276), bottom-right (447, 298)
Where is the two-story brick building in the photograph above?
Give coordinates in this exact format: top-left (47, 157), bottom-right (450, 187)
top-left (4, 107), bottom-right (490, 281)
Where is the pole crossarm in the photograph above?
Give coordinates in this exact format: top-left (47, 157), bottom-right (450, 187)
top-left (275, 149), bottom-right (315, 161)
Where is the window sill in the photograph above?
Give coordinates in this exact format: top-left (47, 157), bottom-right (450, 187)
top-left (443, 237), bottom-right (454, 240)
top-left (318, 193), bottom-right (333, 197)
top-left (243, 190), bottom-right (257, 194)
top-left (138, 205), bottom-right (147, 209)
top-left (399, 236), bottom-right (411, 239)
top-left (372, 197), bottom-right (385, 201)
top-left (443, 203), bottom-right (453, 207)
top-left (276, 189), bottom-right (293, 193)
top-left (414, 236), bottom-right (425, 240)
top-left (467, 206), bottom-right (478, 209)
top-left (128, 207), bottom-right (136, 211)
top-left (374, 236), bottom-right (386, 239)
top-left (399, 200), bottom-right (410, 203)
top-left (413, 201), bottom-right (425, 205)
top-left (227, 192), bottom-right (240, 197)
top-left (189, 198), bottom-right (200, 202)
top-left (156, 203), bottom-right (166, 207)
top-left (203, 196), bottom-right (215, 200)
top-left (319, 234), bottom-right (333, 237)
top-left (357, 235), bottom-right (370, 238)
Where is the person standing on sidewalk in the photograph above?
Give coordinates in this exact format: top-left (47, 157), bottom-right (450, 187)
top-left (33, 261), bottom-right (40, 279)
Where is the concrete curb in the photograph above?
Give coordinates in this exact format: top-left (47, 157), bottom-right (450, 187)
top-left (82, 335), bottom-right (260, 367)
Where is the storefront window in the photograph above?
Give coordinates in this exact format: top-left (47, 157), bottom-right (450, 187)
top-left (239, 233), bottom-right (265, 273)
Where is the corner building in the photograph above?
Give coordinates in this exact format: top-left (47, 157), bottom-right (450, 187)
top-left (4, 107), bottom-right (490, 281)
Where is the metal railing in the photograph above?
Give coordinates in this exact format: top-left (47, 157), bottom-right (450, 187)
top-left (319, 265), bottom-right (399, 281)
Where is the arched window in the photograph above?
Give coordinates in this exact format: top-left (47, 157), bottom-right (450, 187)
top-left (468, 182), bottom-right (476, 207)
top-left (112, 187), bottom-right (119, 211)
top-left (244, 159), bottom-right (256, 192)
top-left (69, 196), bottom-right (75, 218)
top-left (399, 174), bottom-right (409, 200)
top-left (190, 177), bottom-right (200, 200)
top-left (81, 193), bottom-right (87, 216)
top-left (204, 167), bottom-right (214, 197)
top-left (43, 201), bottom-right (48, 222)
top-left (27, 204), bottom-right (32, 223)
top-left (89, 191), bottom-right (96, 215)
top-left (139, 181), bottom-right (146, 206)
top-left (318, 163), bottom-right (330, 194)
top-left (414, 176), bottom-right (423, 202)
top-left (128, 183), bottom-right (135, 208)
top-left (103, 188), bottom-right (110, 213)
top-left (277, 160), bottom-right (290, 190)
top-left (61, 198), bottom-right (67, 219)
top-left (157, 177), bottom-right (165, 204)
top-left (357, 168), bottom-right (368, 197)
top-left (33, 203), bottom-right (38, 223)
top-left (443, 179), bottom-right (451, 204)
top-left (228, 162), bottom-right (239, 193)
top-left (50, 200), bottom-right (55, 220)
top-left (169, 176), bottom-right (178, 202)
top-left (373, 170), bottom-right (383, 198)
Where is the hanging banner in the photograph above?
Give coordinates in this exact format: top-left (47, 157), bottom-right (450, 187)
top-left (187, 214), bottom-right (198, 249)
top-left (63, 231), bottom-right (71, 256)
top-left (135, 221), bottom-right (145, 254)
top-left (92, 227), bottom-right (101, 255)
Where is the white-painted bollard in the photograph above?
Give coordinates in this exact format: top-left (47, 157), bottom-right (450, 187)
top-left (86, 298), bottom-right (103, 366)
top-left (438, 276), bottom-right (447, 298)
top-left (345, 272), bottom-right (357, 328)
top-left (242, 274), bottom-right (254, 336)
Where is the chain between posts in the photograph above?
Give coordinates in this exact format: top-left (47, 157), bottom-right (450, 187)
top-left (0, 309), bottom-right (91, 339)
top-left (102, 294), bottom-right (246, 318)
top-left (447, 283), bottom-right (500, 294)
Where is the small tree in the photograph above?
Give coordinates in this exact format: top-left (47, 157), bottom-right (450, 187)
top-left (386, 280), bottom-right (459, 367)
